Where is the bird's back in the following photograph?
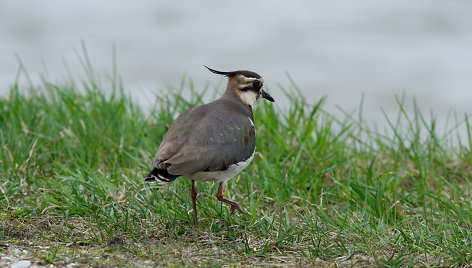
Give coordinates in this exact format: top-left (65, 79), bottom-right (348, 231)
top-left (153, 96), bottom-right (255, 177)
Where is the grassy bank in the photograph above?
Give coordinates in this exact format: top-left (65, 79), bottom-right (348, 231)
top-left (1, 70), bottom-right (472, 266)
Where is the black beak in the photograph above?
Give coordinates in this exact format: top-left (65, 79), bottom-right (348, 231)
top-left (261, 90), bottom-right (275, 102)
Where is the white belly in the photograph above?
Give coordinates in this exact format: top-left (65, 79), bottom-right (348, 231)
top-left (188, 151), bottom-right (254, 184)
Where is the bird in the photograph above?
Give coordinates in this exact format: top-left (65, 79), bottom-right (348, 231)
top-left (145, 66), bottom-right (274, 223)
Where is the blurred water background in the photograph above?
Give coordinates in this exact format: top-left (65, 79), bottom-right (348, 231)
top-left (1, 0), bottom-right (471, 138)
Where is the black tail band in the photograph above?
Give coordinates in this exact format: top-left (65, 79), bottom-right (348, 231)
top-left (144, 167), bottom-right (179, 183)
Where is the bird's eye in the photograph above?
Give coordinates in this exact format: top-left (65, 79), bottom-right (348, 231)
top-left (252, 80), bottom-right (261, 88)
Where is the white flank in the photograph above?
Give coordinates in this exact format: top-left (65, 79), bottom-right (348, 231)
top-left (248, 117), bottom-right (254, 127)
top-left (189, 151), bottom-right (255, 184)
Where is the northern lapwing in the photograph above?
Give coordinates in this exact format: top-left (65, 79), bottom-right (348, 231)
top-left (145, 66), bottom-right (274, 223)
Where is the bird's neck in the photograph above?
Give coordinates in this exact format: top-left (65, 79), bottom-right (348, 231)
top-left (221, 92), bottom-right (254, 115)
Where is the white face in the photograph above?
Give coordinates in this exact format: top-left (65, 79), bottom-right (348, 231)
top-left (238, 77), bottom-right (262, 89)
top-left (236, 76), bottom-right (264, 106)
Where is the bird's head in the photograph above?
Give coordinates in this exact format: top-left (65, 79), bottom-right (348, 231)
top-left (205, 66), bottom-right (275, 107)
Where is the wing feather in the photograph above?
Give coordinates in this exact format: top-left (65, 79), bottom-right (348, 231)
top-left (154, 100), bottom-right (255, 176)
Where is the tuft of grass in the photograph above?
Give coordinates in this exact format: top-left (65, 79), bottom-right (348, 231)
top-left (1, 62), bottom-right (472, 266)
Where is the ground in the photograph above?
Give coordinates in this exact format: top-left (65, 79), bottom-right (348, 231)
top-left (1, 71), bottom-right (472, 266)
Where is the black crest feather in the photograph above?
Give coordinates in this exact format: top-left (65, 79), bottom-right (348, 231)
top-left (204, 66), bottom-right (234, 77)
top-left (204, 66), bottom-right (261, 79)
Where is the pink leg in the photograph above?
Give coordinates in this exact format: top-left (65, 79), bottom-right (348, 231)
top-left (190, 180), bottom-right (198, 223)
top-left (216, 182), bottom-right (248, 215)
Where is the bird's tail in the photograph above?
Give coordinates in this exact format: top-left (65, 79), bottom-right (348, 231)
top-left (144, 167), bottom-right (180, 183)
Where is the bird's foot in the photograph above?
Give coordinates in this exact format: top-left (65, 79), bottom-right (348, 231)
top-left (216, 182), bottom-right (248, 215)
top-left (229, 202), bottom-right (248, 215)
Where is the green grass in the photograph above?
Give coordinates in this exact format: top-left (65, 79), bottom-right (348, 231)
top-left (1, 64), bottom-right (472, 267)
